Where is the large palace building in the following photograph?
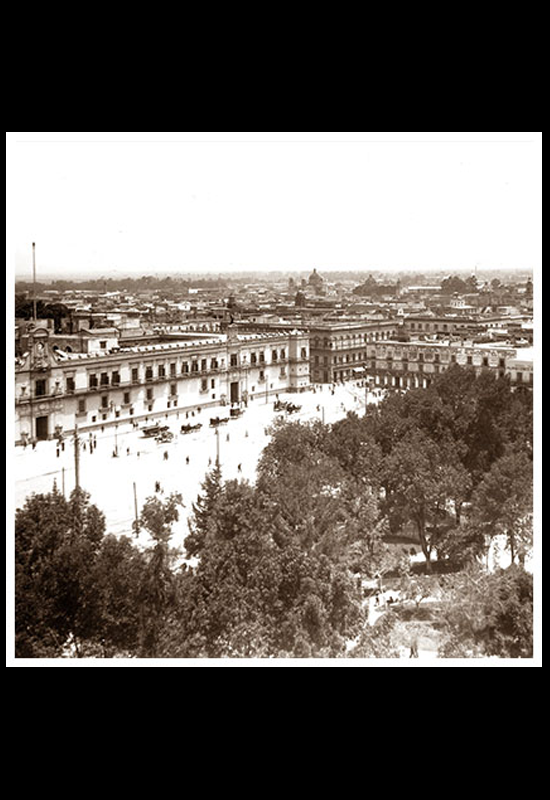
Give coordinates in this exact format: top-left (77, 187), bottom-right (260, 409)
top-left (14, 325), bottom-right (310, 443)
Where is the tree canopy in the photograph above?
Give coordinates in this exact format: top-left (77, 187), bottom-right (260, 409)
top-left (14, 365), bottom-right (534, 659)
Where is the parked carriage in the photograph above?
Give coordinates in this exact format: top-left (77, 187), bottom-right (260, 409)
top-left (209, 416), bottom-right (229, 427)
top-left (141, 424), bottom-right (169, 438)
top-left (274, 400), bottom-right (301, 414)
top-left (156, 430), bottom-right (174, 443)
top-left (180, 423), bottom-right (203, 434)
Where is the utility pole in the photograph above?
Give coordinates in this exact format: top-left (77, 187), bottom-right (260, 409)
top-left (32, 242), bottom-right (37, 322)
top-left (133, 482), bottom-right (140, 534)
top-left (215, 426), bottom-right (220, 466)
top-left (74, 424), bottom-right (80, 490)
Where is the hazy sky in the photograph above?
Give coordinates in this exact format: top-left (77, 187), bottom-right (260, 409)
top-left (11, 132), bottom-right (542, 278)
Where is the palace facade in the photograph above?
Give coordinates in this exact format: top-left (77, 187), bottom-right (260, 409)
top-left (14, 325), bottom-right (310, 443)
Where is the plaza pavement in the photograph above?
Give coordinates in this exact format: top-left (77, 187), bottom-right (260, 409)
top-left (14, 383), bottom-right (384, 550)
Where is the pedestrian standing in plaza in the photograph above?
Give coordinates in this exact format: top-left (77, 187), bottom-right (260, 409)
top-left (163, 451), bottom-right (169, 461)
top-left (186, 456), bottom-right (189, 465)
top-left (56, 446), bottom-right (60, 458)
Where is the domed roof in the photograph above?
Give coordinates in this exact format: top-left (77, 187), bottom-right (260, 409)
top-left (308, 268), bottom-right (323, 284)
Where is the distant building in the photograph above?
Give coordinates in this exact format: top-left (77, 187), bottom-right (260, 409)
top-left (363, 339), bottom-right (532, 389)
top-left (308, 269), bottom-right (325, 294)
top-left (308, 319), bottom-right (400, 383)
top-left (403, 314), bottom-right (481, 337)
top-left (308, 268), bottom-right (323, 287)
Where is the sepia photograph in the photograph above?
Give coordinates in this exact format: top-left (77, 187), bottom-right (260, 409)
top-left (6, 132), bottom-right (541, 666)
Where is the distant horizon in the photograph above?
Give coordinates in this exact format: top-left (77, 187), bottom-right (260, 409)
top-left (14, 265), bottom-right (534, 284)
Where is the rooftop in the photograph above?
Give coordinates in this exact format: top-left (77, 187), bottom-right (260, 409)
top-left (55, 330), bottom-right (306, 361)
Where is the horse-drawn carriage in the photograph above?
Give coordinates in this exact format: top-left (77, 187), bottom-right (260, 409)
top-left (180, 423), bottom-right (203, 434)
top-left (141, 424), bottom-right (169, 438)
top-left (209, 416), bottom-right (229, 427)
top-left (274, 400), bottom-right (301, 414)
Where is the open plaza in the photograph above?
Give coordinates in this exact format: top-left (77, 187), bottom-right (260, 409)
top-left (14, 381), bottom-right (382, 549)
